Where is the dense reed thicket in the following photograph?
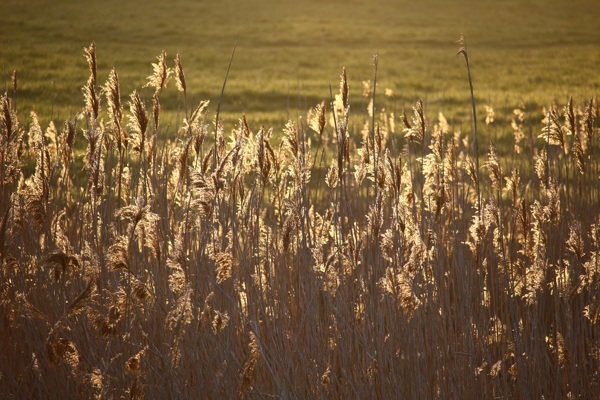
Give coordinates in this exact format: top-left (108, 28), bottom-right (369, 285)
top-left (1, 43), bottom-right (599, 399)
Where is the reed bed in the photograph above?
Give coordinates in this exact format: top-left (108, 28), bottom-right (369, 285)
top-left (0, 43), bottom-right (599, 399)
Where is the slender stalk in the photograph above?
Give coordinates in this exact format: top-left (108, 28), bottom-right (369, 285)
top-left (458, 36), bottom-right (481, 213)
top-left (213, 36), bottom-right (238, 170)
top-left (372, 54), bottom-right (379, 201)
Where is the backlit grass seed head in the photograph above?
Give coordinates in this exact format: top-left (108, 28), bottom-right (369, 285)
top-left (340, 67), bottom-right (349, 111)
top-left (485, 142), bottom-right (502, 190)
top-left (484, 105), bottom-right (495, 125)
top-left (283, 120), bottom-right (299, 158)
top-left (1, 94), bottom-right (15, 142)
top-left (145, 50), bottom-right (171, 97)
top-left (12, 70), bottom-right (17, 96)
top-left (83, 79), bottom-right (99, 121)
top-left (563, 97), bottom-right (576, 137)
top-left (582, 97), bottom-right (596, 145)
top-left (44, 121), bottom-right (59, 165)
top-left (445, 135), bottom-right (459, 177)
top-left (103, 68), bottom-right (125, 149)
top-left (166, 288), bottom-right (193, 338)
top-left (174, 53), bottom-right (186, 95)
top-left (572, 133), bottom-right (585, 175)
top-left (541, 106), bottom-right (565, 152)
top-left (464, 154), bottom-right (479, 190)
top-left (504, 168), bottom-right (521, 206)
top-left (84, 43), bottom-right (97, 86)
top-left (403, 99), bottom-right (425, 144)
top-left (255, 127), bottom-right (272, 185)
top-left (185, 100), bottom-right (210, 137)
top-left (354, 159), bottom-right (367, 186)
top-left (534, 149), bottom-right (547, 187)
top-left (396, 270), bottom-right (422, 318)
top-left (211, 310), bottom-right (229, 335)
top-left (422, 152), bottom-right (441, 204)
top-left (128, 91), bottom-right (149, 155)
top-left (437, 112), bottom-right (450, 136)
top-left (107, 236), bottom-right (130, 271)
top-left (82, 123), bottom-right (105, 197)
top-left (362, 80), bottom-right (373, 98)
top-left (125, 347), bottom-right (146, 376)
top-left (326, 164), bottom-right (338, 188)
top-left (1, 94), bottom-right (24, 185)
top-left (282, 209), bottom-right (299, 251)
top-left (239, 331), bottom-right (260, 397)
top-left (215, 251), bottom-right (234, 284)
top-left (512, 106), bottom-right (525, 154)
top-left (88, 368), bottom-right (104, 396)
top-left (46, 331), bottom-right (80, 371)
top-left (566, 221), bottom-right (584, 261)
top-left (24, 113), bottom-right (49, 228)
top-left (467, 212), bottom-right (486, 255)
top-left (62, 118), bottom-right (77, 159)
top-left (456, 35), bottom-right (468, 60)
top-left (82, 43), bottom-right (99, 119)
top-left (309, 101), bottom-right (326, 136)
top-left (584, 302), bottom-right (600, 325)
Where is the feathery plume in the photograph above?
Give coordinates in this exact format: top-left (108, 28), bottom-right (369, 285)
top-left (174, 53), bottom-right (187, 95)
top-left (128, 91), bottom-right (149, 155)
top-left (144, 50), bottom-right (171, 97)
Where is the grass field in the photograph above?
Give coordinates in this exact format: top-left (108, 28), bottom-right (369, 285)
top-left (2, 0), bottom-right (600, 130)
top-left (1, 1), bottom-right (600, 399)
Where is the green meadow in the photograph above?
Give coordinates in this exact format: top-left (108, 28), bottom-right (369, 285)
top-left (2, 0), bottom-right (599, 133)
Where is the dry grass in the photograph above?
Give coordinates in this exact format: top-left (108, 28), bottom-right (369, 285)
top-left (0, 43), bottom-right (599, 399)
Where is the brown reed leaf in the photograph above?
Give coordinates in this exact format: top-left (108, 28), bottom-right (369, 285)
top-left (44, 250), bottom-right (80, 281)
top-left (211, 310), bottom-right (229, 335)
top-left (67, 279), bottom-right (94, 314)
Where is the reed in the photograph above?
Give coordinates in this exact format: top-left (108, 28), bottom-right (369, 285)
top-left (0, 44), bottom-right (598, 399)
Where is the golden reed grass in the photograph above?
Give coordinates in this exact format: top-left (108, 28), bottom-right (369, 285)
top-left (0, 43), bottom-right (598, 399)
